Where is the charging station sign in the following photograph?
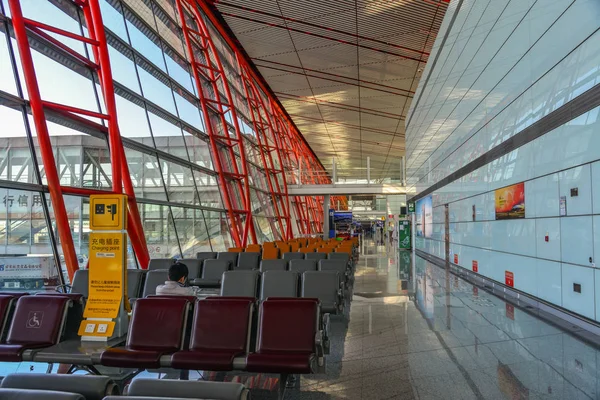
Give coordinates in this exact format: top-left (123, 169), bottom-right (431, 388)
top-left (90, 195), bottom-right (127, 231)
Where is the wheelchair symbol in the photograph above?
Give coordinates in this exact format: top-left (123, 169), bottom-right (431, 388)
top-left (26, 311), bottom-right (43, 328)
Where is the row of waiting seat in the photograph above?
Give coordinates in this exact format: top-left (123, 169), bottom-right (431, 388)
top-left (68, 257), bottom-right (352, 303)
top-left (0, 294), bottom-right (326, 390)
top-left (0, 374), bottom-right (248, 400)
top-left (100, 297), bottom-right (325, 376)
top-left (219, 270), bottom-right (344, 313)
top-left (151, 251), bottom-right (351, 272)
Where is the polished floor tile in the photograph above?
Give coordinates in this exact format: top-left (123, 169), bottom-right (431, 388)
top-left (282, 241), bottom-right (600, 399)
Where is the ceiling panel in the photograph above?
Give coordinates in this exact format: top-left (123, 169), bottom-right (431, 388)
top-left (215, 0), bottom-right (449, 180)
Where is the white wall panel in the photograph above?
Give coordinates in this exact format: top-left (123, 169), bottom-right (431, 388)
top-left (560, 216), bottom-right (594, 267)
top-left (534, 218), bottom-right (561, 262)
top-left (559, 165), bottom-right (592, 216)
top-left (561, 263), bottom-right (595, 320)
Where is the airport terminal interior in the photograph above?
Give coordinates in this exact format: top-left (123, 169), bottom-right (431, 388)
top-left (0, 0), bottom-right (599, 399)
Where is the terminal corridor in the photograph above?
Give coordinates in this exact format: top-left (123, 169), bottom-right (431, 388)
top-left (278, 242), bottom-right (600, 400)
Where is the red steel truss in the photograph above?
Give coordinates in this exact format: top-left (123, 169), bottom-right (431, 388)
top-left (7, 0), bottom-right (149, 278)
top-left (175, 0), bottom-right (257, 247)
top-left (239, 62), bottom-right (292, 241)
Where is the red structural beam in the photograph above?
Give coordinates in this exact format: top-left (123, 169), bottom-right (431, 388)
top-left (176, 0), bottom-right (257, 247)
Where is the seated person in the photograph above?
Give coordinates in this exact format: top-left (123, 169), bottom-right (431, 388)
top-left (156, 262), bottom-right (196, 296)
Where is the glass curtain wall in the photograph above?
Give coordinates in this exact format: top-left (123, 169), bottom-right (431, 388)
top-left (0, 0), bottom-right (284, 288)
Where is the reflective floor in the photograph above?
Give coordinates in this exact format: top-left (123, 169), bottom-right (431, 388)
top-left (284, 241), bottom-right (600, 400)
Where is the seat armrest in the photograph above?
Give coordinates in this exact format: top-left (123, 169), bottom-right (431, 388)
top-left (54, 285), bottom-right (71, 294)
top-left (314, 331), bottom-right (324, 359)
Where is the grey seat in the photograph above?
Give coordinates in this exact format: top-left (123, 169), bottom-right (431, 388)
top-left (126, 378), bottom-right (249, 400)
top-left (1, 373), bottom-right (118, 400)
top-left (197, 252), bottom-right (217, 261)
top-left (260, 271), bottom-right (298, 300)
top-left (127, 269), bottom-right (146, 300)
top-left (178, 259), bottom-right (203, 279)
top-left (318, 260), bottom-right (347, 287)
top-left (142, 269), bottom-right (168, 297)
top-left (0, 389), bottom-right (84, 400)
top-left (148, 258), bottom-right (173, 271)
top-left (201, 259), bottom-right (230, 281)
top-left (289, 259), bottom-right (317, 274)
top-left (328, 252), bottom-right (350, 265)
top-left (259, 259), bottom-right (287, 273)
top-left (217, 252), bottom-right (238, 266)
top-left (220, 270), bottom-right (260, 298)
top-left (237, 252), bottom-right (260, 270)
top-left (70, 269), bottom-right (89, 297)
top-left (282, 252), bottom-right (304, 261)
top-left (305, 252), bottom-right (327, 261)
top-left (302, 271), bottom-right (340, 314)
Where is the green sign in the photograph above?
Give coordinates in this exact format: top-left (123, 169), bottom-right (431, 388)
top-left (408, 202), bottom-right (415, 213)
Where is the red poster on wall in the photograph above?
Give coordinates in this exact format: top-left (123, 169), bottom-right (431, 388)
top-left (472, 260), bottom-right (478, 273)
top-left (505, 271), bottom-right (514, 287)
top-left (454, 254), bottom-right (458, 264)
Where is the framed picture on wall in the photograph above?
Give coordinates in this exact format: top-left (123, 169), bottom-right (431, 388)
top-left (495, 182), bottom-right (525, 220)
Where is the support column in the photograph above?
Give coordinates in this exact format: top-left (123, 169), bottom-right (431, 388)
top-left (367, 157), bottom-right (371, 184)
top-left (323, 194), bottom-right (330, 239)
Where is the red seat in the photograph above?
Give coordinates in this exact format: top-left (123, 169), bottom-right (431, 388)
top-left (36, 293), bottom-right (84, 340)
top-left (0, 295), bottom-right (71, 361)
top-left (0, 294), bottom-right (25, 342)
top-left (245, 299), bottom-right (318, 374)
top-left (100, 297), bottom-right (190, 369)
top-left (170, 297), bottom-right (254, 371)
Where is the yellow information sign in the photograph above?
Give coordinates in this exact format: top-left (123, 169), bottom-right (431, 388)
top-left (83, 232), bottom-right (127, 319)
top-left (90, 195), bottom-right (127, 231)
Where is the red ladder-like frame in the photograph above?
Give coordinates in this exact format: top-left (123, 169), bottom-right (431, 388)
top-left (8, 0), bottom-right (149, 279)
top-left (175, 0), bottom-right (257, 247)
top-left (239, 62), bottom-right (291, 240)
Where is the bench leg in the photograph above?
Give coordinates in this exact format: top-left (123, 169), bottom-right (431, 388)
top-left (279, 373), bottom-right (288, 400)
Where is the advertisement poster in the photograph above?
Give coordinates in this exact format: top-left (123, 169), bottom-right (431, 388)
top-left (415, 195), bottom-right (432, 238)
top-left (495, 182), bottom-right (525, 220)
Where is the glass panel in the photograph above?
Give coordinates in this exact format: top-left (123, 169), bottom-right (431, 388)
top-left (141, 203), bottom-right (180, 258)
top-left (125, 148), bottom-right (167, 201)
top-left (108, 45), bottom-right (141, 94)
top-left (115, 94), bottom-right (153, 142)
top-left (171, 206), bottom-right (211, 257)
top-left (99, 0), bottom-right (129, 40)
top-left (159, 158), bottom-right (198, 205)
top-left (0, 188), bottom-right (63, 292)
top-left (137, 68), bottom-right (176, 115)
top-left (0, 107), bottom-right (37, 184)
top-left (0, 29), bottom-right (17, 95)
top-left (254, 216), bottom-right (274, 243)
top-left (185, 133), bottom-right (212, 169)
top-left (204, 210), bottom-right (231, 251)
top-left (193, 169), bottom-right (222, 209)
top-left (148, 111), bottom-right (189, 161)
top-left (126, 19), bottom-right (167, 72)
top-left (81, 146), bottom-right (112, 190)
top-left (173, 91), bottom-right (203, 129)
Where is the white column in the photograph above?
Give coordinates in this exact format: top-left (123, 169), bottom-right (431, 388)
top-left (323, 194), bottom-right (331, 239)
